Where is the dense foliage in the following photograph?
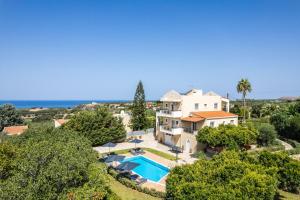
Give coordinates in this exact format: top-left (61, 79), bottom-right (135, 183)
top-left (166, 151), bottom-right (278, 200)
top-left (64, 107), bottom-right (126, 146)
top-left (0, 104), bottom-right (23, 131)
top-left (196, 125), bottom-right (258, 150)
top-left (0, 126), bottom-right (117, 199)
top-left (257, 151), bottom-right (300, 194)
top-left (270, 102), bottom-right (300, 141)
top-left (130, 81), bottom-right (147, 131)
top-left (257, 123), bottom-right (277, 146)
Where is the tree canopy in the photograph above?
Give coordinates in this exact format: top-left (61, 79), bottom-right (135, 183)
top-left (196, 125), bottom-right (258, 150)
top-left (0, 104), bottom-right (23, 131)
top-left (0, 126), bottom-right (117, 199)
top-left (257, 151), bottom-right (300, 194)
top-left (166, 151), bottom-right (278, 200)
top-left (270, 103), bottom-right (300, 141)
top-left (63, 107), bottom-right (126, 146)
top-left (130, 81), bottom-right (147, 131)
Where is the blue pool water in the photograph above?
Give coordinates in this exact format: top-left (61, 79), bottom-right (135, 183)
top-left (123, 156), bottom-right (169, 182)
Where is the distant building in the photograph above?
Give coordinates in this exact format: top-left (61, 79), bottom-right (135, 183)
top-left (114, 110), bottom-right (131, 132)
top-left (3, 125), bottom-right (28, 136)
top-left (156, 89), bottom-right (238, 153)
top-left (54, 119), bottom-right (69, 128)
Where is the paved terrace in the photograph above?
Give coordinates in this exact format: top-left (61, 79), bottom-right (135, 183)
top-left (93, 133), bottom-right (197, 164)
top-left (93, 133), bottom-right (198, 192)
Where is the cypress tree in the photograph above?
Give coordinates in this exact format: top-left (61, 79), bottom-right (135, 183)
top-left (130, 81), bottom-right (147, 131)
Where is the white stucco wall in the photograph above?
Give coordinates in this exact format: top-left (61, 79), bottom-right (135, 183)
top-left (203, 117), bottom-right (238, 128)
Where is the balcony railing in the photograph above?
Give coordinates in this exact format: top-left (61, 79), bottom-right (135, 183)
top-left (183, 127), bottom-right (198, 135)
top-left (159, 125), bottom-right (183, 135)
top-left (156, 109), bottom-right (182, 118)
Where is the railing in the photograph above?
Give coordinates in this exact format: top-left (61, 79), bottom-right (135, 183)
top-left (183, 127), bottom-right (198, 134)
top-left (156, 109), bottom-right (182, 118)
top-left (159, 125), bottom-right (183, 135)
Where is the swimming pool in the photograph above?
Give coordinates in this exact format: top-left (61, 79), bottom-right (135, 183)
top-left (122, 156), bottom-right (169, 182)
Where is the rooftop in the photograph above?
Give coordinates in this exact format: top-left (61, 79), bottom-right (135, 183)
top-left (181, 111), bottom-right (237, 122)
top-left (54, 119), bottom-right (69, 125)
top-left (3, 125), bottom-right (28, 135)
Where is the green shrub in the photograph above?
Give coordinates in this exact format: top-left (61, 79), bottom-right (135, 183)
top-left (196, 125), bottom-right (258, 150)
top-left (257, 151), bottom-right (300, 194)
top-left (257, 123), bottom-right (277, 146)
top-left (166, 151), bottom-right (278, 200)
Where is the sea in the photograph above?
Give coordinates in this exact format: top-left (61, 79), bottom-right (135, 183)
top-left (0, 100), bottom-right (131, 109)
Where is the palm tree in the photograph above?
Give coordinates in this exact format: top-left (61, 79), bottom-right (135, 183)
top-left (237, 78), bottom-right (252, 122)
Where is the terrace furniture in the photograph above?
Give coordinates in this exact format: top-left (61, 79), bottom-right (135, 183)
top-left (136, 178), bottom-right (147, 185)
top-left (135, 148), bottom-right (145, 154)
top-left (171, 146), bottom-right (182, 153)
top-left (130, 149), bottom-right (138, 155)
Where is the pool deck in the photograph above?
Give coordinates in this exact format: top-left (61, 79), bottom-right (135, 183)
top-left (121, 150), bottom-right (177, 192)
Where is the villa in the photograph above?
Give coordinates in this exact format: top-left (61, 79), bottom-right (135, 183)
top-left (54, 119), bottom-right (69, 128)
top-left (156, 89), bottom-right (238, 153)
top-left (2, 125), bottom-right (28, 136)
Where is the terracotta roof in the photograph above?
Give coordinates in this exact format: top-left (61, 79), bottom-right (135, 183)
top-left (193, 111), bottom-right (238, 119)
top-left (54, 119), bottom-right (69, 125)
top-left (181, 116), bottom-right (205, 122)
top-left (3, 125), bottom-right (28, 135)
top-left (182, 111), bottom-right (237, 122)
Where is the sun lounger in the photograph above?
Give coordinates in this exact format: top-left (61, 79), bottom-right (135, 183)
top-left (136, 178), bottom-right (147, 185)
top-left (130, 149), bottom-right (138, 155)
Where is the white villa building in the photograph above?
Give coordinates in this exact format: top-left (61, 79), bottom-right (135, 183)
top-left (156, 89), bottom-right (238, 153)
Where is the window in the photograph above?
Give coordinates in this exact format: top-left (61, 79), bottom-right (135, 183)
top-left (192, 122), bottom-right (197, 131)
top-left (165, 119), bottom-right (168, 123)
top-left (204, 104), bottom-right (207, 108)
top-left (165, 103), bottom-right (168, 108)
top-left (176, 121), bottom-right (179, 125)
top-left (210, 121), bottom-right (215, 127)
top-left (214, 103), bottom-right (218, 109)
top-left (230, 120), bottom-right (234, 125)
top-left (195, 103), bottom-right (199, 110)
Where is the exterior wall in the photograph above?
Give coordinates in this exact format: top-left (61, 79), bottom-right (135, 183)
top-left (181, 95), bottom-right (223, 117)
top-left (114, 111), bottom-right (132, 132)
top-left (54, 121), bottom-right (61, 128)
top-left (203, 117), bottom-right (238, 127)
top-left (162, 102), bottom-right (181, 111)
top-left (156, 131), bottom-right (199, 153)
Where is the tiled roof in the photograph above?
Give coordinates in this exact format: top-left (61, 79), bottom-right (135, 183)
top-left (54, 119), bottom-right (69, 125)
top-left (181, 111), bottom-right (237, 122)
top-left (3, 125), bottom-right (28, 135)
top-left (181, 116), bottom-right (205, 122)
top-left (193, 111), bottom-right (237, 119)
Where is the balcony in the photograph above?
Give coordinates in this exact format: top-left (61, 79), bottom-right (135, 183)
top-left (156, 109), bottom-right (182, 118)
top-left (159, 125), bottom-right (183, 135)
top-left (183, 127), bottom-right (198, 135)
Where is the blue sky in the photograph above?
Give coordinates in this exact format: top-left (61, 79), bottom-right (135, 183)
top-left (0, 0), bottom-right (299, 100)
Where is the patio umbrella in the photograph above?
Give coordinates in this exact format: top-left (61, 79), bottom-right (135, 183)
top-left (131, 138), bottom-right (143, 149)
top-left (105, 155), bottom-right (126, 163)
top-left (103, 142), bottom-right (116, 154)
top-left (116, 161), bottom-right (139, 171)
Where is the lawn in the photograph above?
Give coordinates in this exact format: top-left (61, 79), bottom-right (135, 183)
top-left (108, 175), bottom-right (161, 200)
top-left (278, 190), bottom-right (300, 200)
top-left (143, 148), bottom-right (177, 161)
top-left (108, 148), bottom-right (177, 161)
